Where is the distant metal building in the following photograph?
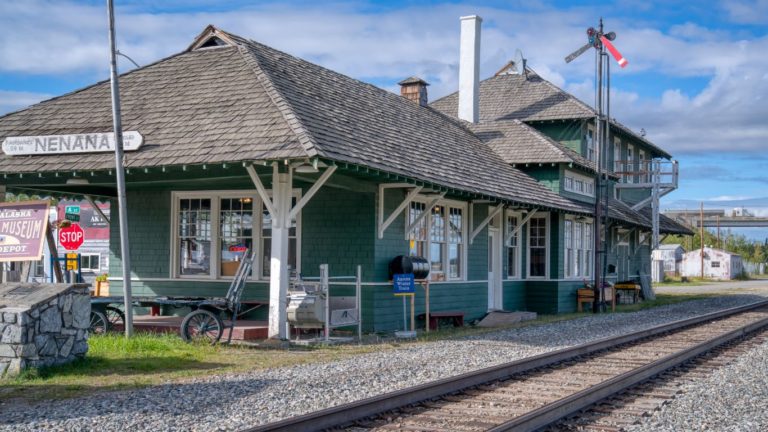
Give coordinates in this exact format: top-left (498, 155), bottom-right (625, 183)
top-left (652, 244), bottom-right (684, 276)
top-left (681, 247), bottom-right (743, 280)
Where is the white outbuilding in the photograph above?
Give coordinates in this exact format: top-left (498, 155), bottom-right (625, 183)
top-left (652, 244), bottom-right (685, 276)
top-left (681, 247), bottom-right (743, 280)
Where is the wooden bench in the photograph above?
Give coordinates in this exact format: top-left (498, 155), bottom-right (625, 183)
top-left (577, 287), bottom-right (615, 312)
top-left (614, 283), bottom-right (641, 304)
top-left (417, 311), bottom-right (465, 330)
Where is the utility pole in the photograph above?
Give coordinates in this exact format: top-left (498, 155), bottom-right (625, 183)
top-left (107, 0), bottom-right (134, 337)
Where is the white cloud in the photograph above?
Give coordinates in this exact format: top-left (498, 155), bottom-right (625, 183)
top-left (708, 195), bottom-right (754, 202)
top-left (722, 0), bottom-right (768, 24)
top-left (1, 1), bottom-right (767, 157)
top-left (0, 90), bottom-right (52, 116)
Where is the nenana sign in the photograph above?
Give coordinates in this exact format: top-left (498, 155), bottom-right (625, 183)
top-left (1, 131), bottom-right (143, 156)
top-left (0, 200), bottom-right (50, 262)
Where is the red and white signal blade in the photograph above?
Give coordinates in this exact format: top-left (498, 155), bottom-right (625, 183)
top-left (600, 36), bottom-right (628, 68)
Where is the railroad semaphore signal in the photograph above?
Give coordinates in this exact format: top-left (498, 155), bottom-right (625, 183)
top-left (565, 19), bottom-right (629, 313)
top-left (565, 25), bottom-right (628, 68)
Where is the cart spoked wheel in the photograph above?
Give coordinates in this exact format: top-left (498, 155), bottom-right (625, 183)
top-left (105, 306), bottom-right (125, 331)
top-left (180, 310), bottom-right (224, 344)
top-left (89, 310), bottom-right (109, 335)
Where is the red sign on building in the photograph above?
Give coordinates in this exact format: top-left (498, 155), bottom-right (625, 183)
top-left (59, 223), bottom-right (85, 251)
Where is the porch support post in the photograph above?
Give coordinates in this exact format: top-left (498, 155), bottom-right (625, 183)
top-left (268, 164), bottom-right (292, 340)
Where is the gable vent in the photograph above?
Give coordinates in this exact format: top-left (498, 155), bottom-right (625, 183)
top-left (198, 36), bottom-right (228, 49)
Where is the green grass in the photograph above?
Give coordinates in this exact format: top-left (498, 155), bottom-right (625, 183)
top-left (612, 293), bottom-right (719, 312)
top-left (0, 292), bottom-right (725, 403)
top-left (0, 332), bottom-right (386, 402)
top-left (654, 277), bottom-right (714, 287)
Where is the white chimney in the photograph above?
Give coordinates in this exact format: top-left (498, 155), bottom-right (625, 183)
top-left (458, 15), bottom-right (482, 123)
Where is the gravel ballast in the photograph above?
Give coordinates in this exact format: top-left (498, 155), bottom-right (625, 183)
top-left (1, 294), bottom-right (767, 431)
top-left (629, 336), bottom-right (768, 432)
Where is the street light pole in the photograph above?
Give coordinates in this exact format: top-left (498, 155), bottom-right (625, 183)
top-left (107, 0), bottom-right (134, 337)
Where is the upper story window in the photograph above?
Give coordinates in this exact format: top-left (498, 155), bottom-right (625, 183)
top-left (408, 199), bottom-right (466, 281)
top-left (627, 145), bottom-right (635, 183)
top-left (613, 138), bottom-right (621, 173)
top-left (173, 190), bottom-right (301, 280)
top-left (563, 170), bottom-right (595, 197)
top-left (638, 150), bottom-right (648, 183)
top-left (586, 127), bottom-right (596, 162)
top-left (528, 214), bottom-right (549, 278)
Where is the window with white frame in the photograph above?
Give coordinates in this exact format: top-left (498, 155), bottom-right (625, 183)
top-left (407, 199), bottom-right (466, 281)
top-left (613, 139), bottom-right (621, 173)
top-left (565, 219), bottom-right (573, 278)
top-left (563, 170), bottom-right (595, 197)
top-left (506, 212), bottom-right (521, 278)
top-left (586, 127), bottom-right (595, 162)
top-left (447, 207), bottom-right (463, 279)
top-left (173, 191), bottom-right (300, 280)
top-left (627, 145), bottom-right (635, 183)
top-left (639, 150), bottom-right (647, 183)
top-left (33, 259), bottom-right (45, 278)
top-left (80, 254), bottom-right (101, 272)
top-left (178, 197), bottom-right (212, 276)
top-left (565, 217), bottom-right (593, 278)
top-left (528, 215), bottom-right (548, 278)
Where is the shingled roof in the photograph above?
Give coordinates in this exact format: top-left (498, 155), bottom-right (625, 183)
top-left (469, 119), bottom-right (597, 173)
top-left (0, 26), bottom-right (589, 214)
top-left (0, 46), bottom-right (307, 172)
top-left (430, 69), bottom-right (672, 159)
top-left (606, 198), bottom-right (693, 235)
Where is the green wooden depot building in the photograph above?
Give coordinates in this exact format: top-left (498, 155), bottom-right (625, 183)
top-left (0, 23), bottom-right (689, 338)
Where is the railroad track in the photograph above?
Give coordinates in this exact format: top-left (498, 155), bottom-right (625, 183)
top-left (246, 300), bottom-right (768, 432)
top-left (549, 329), bottom-right (768, 431)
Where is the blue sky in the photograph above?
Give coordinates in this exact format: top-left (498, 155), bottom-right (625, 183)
top-left (2, 0), bottom-right (768, 234)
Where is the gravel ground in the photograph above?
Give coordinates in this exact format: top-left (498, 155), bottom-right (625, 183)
top-left (629, 335), bottom-right (768, 432)
top-left (2, 293), bottom-right (768, 431)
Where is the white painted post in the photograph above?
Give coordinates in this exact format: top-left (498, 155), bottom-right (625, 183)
top-left (268, 167), bottom-right (292, 340)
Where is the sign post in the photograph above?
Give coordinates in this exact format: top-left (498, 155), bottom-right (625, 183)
top-left (107, 0), bottom-right (134, 337)
top-left (393, 273), bottom-right (416, 338)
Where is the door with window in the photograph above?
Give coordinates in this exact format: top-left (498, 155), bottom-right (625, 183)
top-left (488, 226), bottom-right (502, 310)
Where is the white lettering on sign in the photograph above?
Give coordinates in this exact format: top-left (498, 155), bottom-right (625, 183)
top-left (2, 131), bottom-right (143, 156)
top-left (60, 231), bottom-right (83, 243)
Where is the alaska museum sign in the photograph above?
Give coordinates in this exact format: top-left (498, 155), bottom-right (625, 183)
top-left (0, 200), bottom-right (49, 262)
top-left (1, 131), bottom-right (143, 156)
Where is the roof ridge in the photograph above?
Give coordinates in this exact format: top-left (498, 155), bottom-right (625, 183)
top-left (233, 41), bottom-right (319, 158)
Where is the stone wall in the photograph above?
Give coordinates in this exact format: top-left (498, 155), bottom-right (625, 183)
top-left (0, 284), bottom-right (90, 377)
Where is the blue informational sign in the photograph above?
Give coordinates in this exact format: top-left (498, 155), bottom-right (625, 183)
top-left (393, 273), bottom-right (415, 295)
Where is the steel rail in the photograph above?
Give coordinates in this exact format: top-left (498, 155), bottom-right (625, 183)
top-left (490, 310), bottom-right (768, 431)
top-left (244, 300), bottom-right (768, 432)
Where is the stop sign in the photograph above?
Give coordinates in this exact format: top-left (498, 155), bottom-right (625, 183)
top-left (59, 223), bottom-right (85, 250)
